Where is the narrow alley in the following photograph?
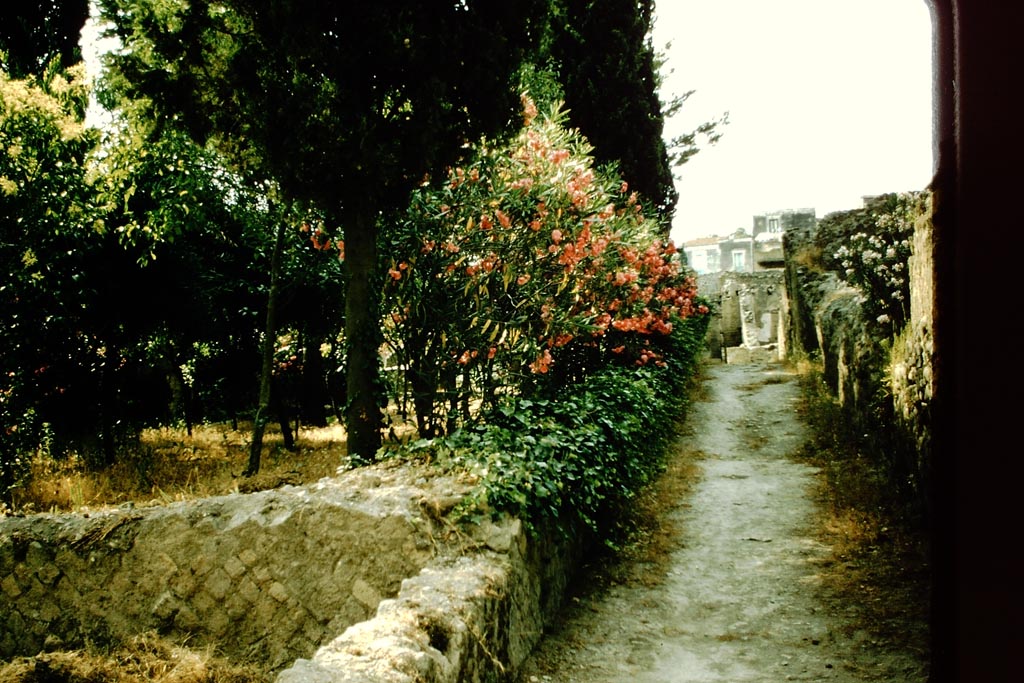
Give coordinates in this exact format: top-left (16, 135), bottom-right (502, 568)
top-left (516, 361), bottom-right (928, 683)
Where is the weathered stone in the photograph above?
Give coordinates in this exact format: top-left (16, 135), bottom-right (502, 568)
top-left (204, 567), bottom-right (232, 601)
top-left (207, 608), bottom-right (230, 637)
top-left (1, 573), bottom-right (22, 599)
top-left (24, 541), bottom-right (51, 568)
top-left (0, 461), bottom-right (476, 670)
top-left (253, 565), bottom-right (273, 585)
top-left (239, 548), bottom-right (259, 566)
top-left (169, 568), bottom-right (198, 598)
top-left (35, 562), bottom-right (60, 586)
top-left (352, 578), bottom-right (383, 610)
top-left (237, 575), bottom-right (260, 605)
top-left (224, 555), bottom-right (247, 580)
top-left (36, 600), bottom-right (60, 623)
top-left (269, 581), bottom-right (290, 604)
top-left (173, 605), bottom-right (200, 632)
top-left (152, 591), bottom-right (181, 621)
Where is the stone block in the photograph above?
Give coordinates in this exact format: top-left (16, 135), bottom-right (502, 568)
top-left (269, 581), bottom-right (290, 603)
top-left (35, 562), bottom-right (60, 586)
top-left (204, 567), bottom-right (232, 602)
top-left (351, 578), bottom-right (382, 610)
top-left (174, 605), bottom-right (200, 632)
top-left (224, 555), bottom-right (247, 579)
top-left (237, 576), bottom-right (260, 605)
top-left (239, 548), bottom-right (259, 566)
top-left (1, 573), bottom-right (22, 599)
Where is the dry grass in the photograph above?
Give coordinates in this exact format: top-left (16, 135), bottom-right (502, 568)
top-left (794, 358), bottom-right (930, 661)
top-left (8, 410), bottom-right (420, 514)
top-left (0, 633), bottom-right (267, 683)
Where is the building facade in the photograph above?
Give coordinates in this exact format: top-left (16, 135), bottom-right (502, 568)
top-left (683, 208), bottom-right (815, 275)
top-left (683, 208), bottom-right (816, 361)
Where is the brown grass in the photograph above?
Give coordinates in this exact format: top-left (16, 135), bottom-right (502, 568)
top-left (8, 411), bottom-right (420, 514)
top-left (0, 633), bottom-right (267, 683)
top-left (794, 359), bottom-right (930, 661)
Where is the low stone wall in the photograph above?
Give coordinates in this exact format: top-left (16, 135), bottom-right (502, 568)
top-left (0, 464), bottom-right (472, 672)
top-left (277, 517), bottom-right (585, 683)
top-left (1, 461), bottom-right (587, 680)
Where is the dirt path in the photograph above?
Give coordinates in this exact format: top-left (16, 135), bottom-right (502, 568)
top-left (516, 361), bottom-right (927, 683)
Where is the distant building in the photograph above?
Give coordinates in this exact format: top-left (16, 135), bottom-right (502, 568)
top-left (684, 208), bottom-right (817, 363)
top-left (681, 235), bottom-right (721, 274)
top-left (682, 208), bottom-right (816, 274)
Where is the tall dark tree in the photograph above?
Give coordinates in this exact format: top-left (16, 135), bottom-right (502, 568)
top-left (0, 0), bottom-right (90, 78)
top-left (548, 0), bottom-right (676, 224)
top-left (548, 0), bottom-right (725, 231)
top-left (99, 0), bottom-right (551, 461)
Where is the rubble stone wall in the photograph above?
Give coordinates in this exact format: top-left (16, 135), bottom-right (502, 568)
top-left (1, 461), bottom-right (588, 681)
top-left (0, 465), bottom-right (468, 672)
top-left (781, 195), bottom-right (935, 507)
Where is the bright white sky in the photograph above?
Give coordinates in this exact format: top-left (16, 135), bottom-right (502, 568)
top-left (652, 0), bottom-right (934, 244)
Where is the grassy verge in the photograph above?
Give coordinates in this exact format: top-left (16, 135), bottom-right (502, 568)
top-left (794, 357), bottom-right (930, 664)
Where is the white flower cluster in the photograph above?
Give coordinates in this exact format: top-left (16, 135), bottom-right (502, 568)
top-left (831, 202), bottom-right (916, 329)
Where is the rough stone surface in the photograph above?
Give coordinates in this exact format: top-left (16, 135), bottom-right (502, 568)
top-left (781, 197), bottom-right (935, 504)
top-left (276, 513), bottom-right (586, 683)
top-left (0, 461), bottom-right (475, 672)
top-left (700, 271), bottom-right (785, 362)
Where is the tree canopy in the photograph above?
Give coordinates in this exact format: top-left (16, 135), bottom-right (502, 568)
top-left (98, 0), bottom-right (552, 459)
top-left (0, 0), bottom-right (90, 78)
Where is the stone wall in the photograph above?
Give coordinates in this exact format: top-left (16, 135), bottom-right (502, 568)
top-left (700, 271), bottom-right (784, 363)
top-left (0, 461), bottom-right (588, 681)
top-left (0, 464), bottom-right (471, 672)
top-left (889, 203), bottom-right (935, 507)
top-left (277, 516), bottom-right (586, 683)
top-left (781, 194), bottom-right (935, 508)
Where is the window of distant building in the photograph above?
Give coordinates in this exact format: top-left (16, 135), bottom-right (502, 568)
top-left (707, 250), bottom-right (720, 272)
top-left (767, 217), bottom-right (781, 233)
top-left (732, 249), bottom-right (746, 271)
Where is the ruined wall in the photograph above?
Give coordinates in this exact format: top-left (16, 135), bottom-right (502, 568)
top-left (0, 460), bottom-right (590, 681)
top-left (781, 194), bottom-right (935, 508)
top-left (889, 203), bottom-right (935, 505)
top-left (714, 271), bottom-right (785, 363)
top-left (697, 273), bottom-right (723, 359)
top-left (277, 516), bottom-right (587, 683)
top-left (0, 465), bottom-right (468, 672)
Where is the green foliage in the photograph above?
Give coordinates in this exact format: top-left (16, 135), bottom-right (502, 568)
top-left (543, 0), bottom-right (726, 229)
top-left (818, 191), bottom-right (929, 335)
top-left (1, 64), bottom-right (97, 494)
top-left (402, 314), bottom-right (708, 535)
top-left (0, 1), bottom-right (90, 79)
top-left (381, 100), bottom-right (707, 435)
top-left (98, 0), bottom-right (555, 459)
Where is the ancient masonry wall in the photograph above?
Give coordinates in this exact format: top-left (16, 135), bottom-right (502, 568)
top-left (1, 466), bottom-right (461, 671)
top-left (276, 516), bottom-right (584, 683)
top-left (781, 196), bottom-right (935, 503)
top-left (699, 271), bottom-right (784, 364)
top-left (889, 205), bottom-right (935, 503)
top-left (1, 463), bottom-right (587, 681)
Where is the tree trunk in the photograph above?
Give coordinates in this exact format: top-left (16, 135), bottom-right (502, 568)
top-left (245, 221), bottom-right (287, 476)
top-left (344, 204), bottom-right (383, 462)
top-left (301, 332), bottom-right (329, 427)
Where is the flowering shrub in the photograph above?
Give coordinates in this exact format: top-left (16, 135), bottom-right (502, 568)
top-left (381, 99), bottom-right (706, 435)
top-left (406, 312), bottom-right (709, 533)
top-left (830, 192), bottom-right (927, 333)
